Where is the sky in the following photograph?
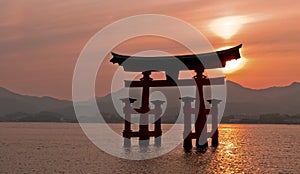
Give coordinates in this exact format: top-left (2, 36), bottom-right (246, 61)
top-left (0, 0), bottom-right (300, 99)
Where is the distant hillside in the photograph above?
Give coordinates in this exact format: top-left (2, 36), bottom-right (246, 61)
top-left (225, 81), bottom-right (300, 115)
top-left (0, 80), bottom-right (300, 123)
top-left (0, 87), bottom-right (72, 115)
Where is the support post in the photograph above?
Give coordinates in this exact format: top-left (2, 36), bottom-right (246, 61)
top-left (120, 98), bottom-right (136, 147)
top-left (151, 100), bottom-right (165, 146)
top-left (207, 99), bottom-right (222, 147)
top-left (139, 113), bottom-right (149, 146)
top-left (194, 68), bottom-right (208, 150)
top-left (135, 71), bottom-right (152, 114)
top-left (180, 97), bottom-right (195, 151)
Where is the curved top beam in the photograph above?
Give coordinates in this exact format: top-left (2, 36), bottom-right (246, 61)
top-left (110, 44), bottom-right (242, 72)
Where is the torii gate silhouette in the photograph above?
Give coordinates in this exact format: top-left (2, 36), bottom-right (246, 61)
top-left (110, 44), bottom-right (242, 151)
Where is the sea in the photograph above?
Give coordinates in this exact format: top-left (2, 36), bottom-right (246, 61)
top-left (0, 123), bottom-right (299, 173)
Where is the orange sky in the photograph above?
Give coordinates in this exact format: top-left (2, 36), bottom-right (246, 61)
top-left (0, 0), bottom-right (299, 99)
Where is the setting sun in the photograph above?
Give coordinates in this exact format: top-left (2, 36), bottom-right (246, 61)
top-left (224, 58), bottom-right (246, 73)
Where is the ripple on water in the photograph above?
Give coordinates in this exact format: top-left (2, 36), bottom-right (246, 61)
top-left (0, 123), bottom-right (299, 173)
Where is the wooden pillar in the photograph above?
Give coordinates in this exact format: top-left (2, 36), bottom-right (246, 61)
top-left (136, 71), bottom-right (152, 146)
top-left (207, 99), bottom-right (222, 147)
top-left (180, 96), bottom-right (195, 151)
top-left (120, 98), bottom-right (136, 147)
top-left (151, 100), bottom-right (165, 146)
top-left (139, 113), bottom-right (149, 146)
top-left (135, 71), bottom-right (152, 114)
top-left (194, 68), bottom-right (208, 150)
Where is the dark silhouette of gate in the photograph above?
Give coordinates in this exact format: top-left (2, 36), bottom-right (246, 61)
top-left (110, 44), bottom-right (242, 151)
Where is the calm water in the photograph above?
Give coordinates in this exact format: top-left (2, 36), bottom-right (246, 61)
top-left (0, 123), bottom-right (299, 173)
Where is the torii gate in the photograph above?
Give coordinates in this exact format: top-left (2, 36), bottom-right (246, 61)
top-left (110, 44), bottom-right (242, 151)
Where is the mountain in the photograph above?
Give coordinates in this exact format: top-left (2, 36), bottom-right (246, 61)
top-left (225, 81), bottom-right (300, 115)
top-left (0, 81), bottom-right (300, 122)
top-left (0, 87), bottom-right (72, 117)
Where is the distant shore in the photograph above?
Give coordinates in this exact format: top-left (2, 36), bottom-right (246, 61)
top-left (1, 112), bottom-right (299, 124)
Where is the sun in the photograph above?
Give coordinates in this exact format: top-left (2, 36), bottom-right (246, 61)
top-left (224, 58), bottom-right (246, 73)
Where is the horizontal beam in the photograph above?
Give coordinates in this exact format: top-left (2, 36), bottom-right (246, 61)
top-left (125, 77), bottom-right (224, 87)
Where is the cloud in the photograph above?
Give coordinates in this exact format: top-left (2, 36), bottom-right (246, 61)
top-left (207, 14), bottom-right (268, 39)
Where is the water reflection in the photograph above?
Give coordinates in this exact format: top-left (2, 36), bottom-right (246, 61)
top-left (176, 125), bottom-right (260, 173)
top-left (1, 123), bottom-right (299, 173)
